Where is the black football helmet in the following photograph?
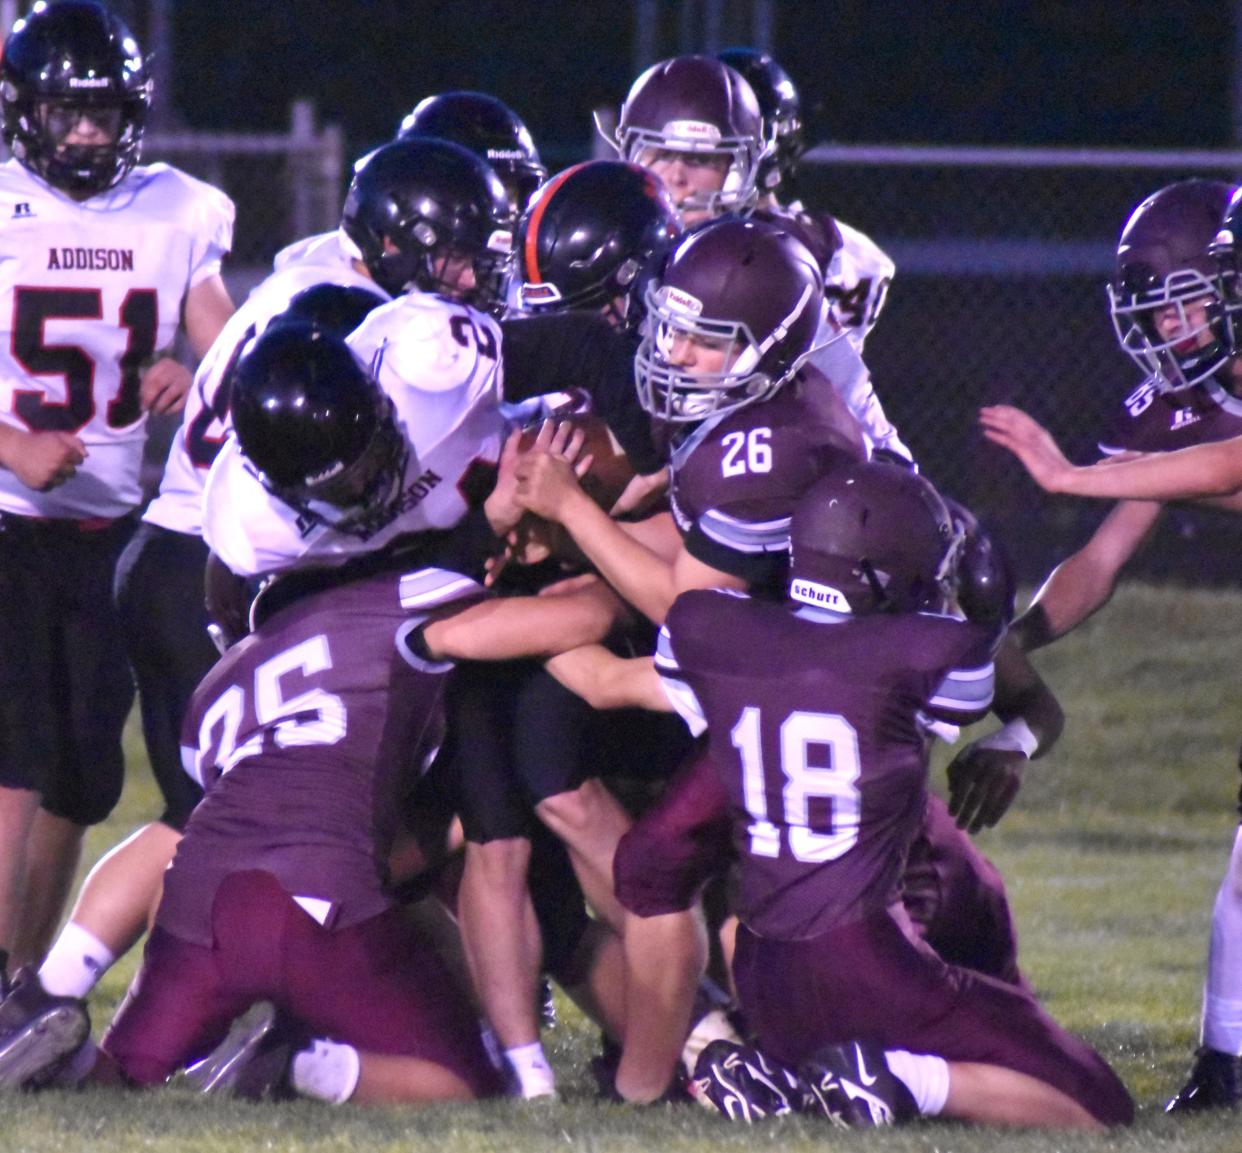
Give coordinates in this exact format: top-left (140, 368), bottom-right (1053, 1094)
top-left (942, 496), bottom-right (1015, 633)
top-left (397, 90), bottom-right (546, 221)
top-left (341, 137), bottom-right (512, 309)
top-left (1, 0), bottom-right (151, 197)
top-left (514, 160), bottom-right (679, 327)
top-left (635, 216), bottom-right (823, 423)
top-left (614, 55), bottom-right (766, 217)
top-left (789, 461), bottom-right (963, 616)
top-left (275, 283), bottom-right (387, 337)
top-left (1108, 179), bottom-right (1234, 394)
top-left (230, 322), bottom-right (407, 539)
top-left (716, 48), bottom-right (802, 194)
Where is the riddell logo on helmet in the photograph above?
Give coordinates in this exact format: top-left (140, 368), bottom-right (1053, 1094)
top-left (790, 578), bottom-right (852, 613)
top-left (659, 286), bottom-right (703, 317)
top-left (487, 148), bottom-right (527, 161)
top-left (662, 120), bottom-right (722, 143)
top-left (68, 77), bottom-right (113, 89)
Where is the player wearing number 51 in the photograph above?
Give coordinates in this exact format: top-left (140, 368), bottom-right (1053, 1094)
top-left (0, 1), bottom-right (234, 986)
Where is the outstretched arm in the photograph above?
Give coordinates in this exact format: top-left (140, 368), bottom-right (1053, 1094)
top-left (420, 579), bottom-right (631, 662)
top-left (980, 404), bottom-right (1242, 500)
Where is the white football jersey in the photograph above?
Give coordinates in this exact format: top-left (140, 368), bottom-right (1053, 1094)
top-left (0, 160), bottom-right (233, 518)
top-left (825, 218), bottom-right (895, 354)
top-left (145, 233), bottom-right (384, 535)
top-left (808, 316), bottom-right (912, 464)
top-left (203, 292), bottom-right (507, 576)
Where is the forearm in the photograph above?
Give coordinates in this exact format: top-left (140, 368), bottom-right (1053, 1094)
top-left (544, 645), bottom-right (670, 712)
top-left (990, 636), bottom-right (1063, 756)
top-left (1055, 437), bottom-right (1242, 501)
top-left (422, 582), bottom-right (629, 662)
top-left (556, 492), bottom-right (681, 623)
top-left (1012, 500), bottom-right (1160, 650)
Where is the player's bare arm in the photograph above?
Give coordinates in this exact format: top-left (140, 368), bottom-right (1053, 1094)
top-left (1011, 500), bottom-right (1163, 650)
top-left (419, 579), bottom-right (632, 663)
top-left (982, 403), bottom-right (1242, 500)
top-left (544, 644), bottom-right (673, 713)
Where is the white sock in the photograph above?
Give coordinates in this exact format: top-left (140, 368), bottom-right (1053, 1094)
top-left (883, 1049), bottom-right (949, 1116)
top-left (504, 1041), bottom-right (556, 1099)
top-left (38, 922), bottom-right (116, 999)
top-left (1202, 826), bottom-right (1242, 1055)
top-left (289, 1039), bottom-right (361, 1104)
top-left (681, 1007), bottom-right (742, 1075)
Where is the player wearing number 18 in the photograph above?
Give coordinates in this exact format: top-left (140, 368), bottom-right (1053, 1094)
top-left (0, 0), bottom-right (235, 982)
top-left (551, 460), bottom-right (1133, 1128)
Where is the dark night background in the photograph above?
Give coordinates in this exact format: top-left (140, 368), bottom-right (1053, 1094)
top-left (160, 2), bottom-right (1229, 160)
top-left (110, 0), bottom-right (1242, 584)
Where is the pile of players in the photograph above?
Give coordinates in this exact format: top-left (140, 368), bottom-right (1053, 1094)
top-left (0, 0), bottom-right (1235, 1131)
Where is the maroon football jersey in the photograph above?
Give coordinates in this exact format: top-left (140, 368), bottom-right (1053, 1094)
top-left (667, 382), bottom-right (863, 588)
top-left (1097, 377), bottom-right (1242, 456)
top-left (162, 566), bottom-right (476, 946)
top-left (658, 591), bottom-right (994, 940)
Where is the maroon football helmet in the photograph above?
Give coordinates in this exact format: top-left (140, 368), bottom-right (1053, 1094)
top-left (635, 216), bottom-right (824, 423)
top-left (614, 55), bottom-right (765, 217)
top-left (1108, 179), bottom-right (1235, 394)
top-left (789, 461), bottom-right (962, 616)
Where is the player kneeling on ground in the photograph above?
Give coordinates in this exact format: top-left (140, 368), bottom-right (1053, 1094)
top-left (546, 460), bottom-right (1134, 1131)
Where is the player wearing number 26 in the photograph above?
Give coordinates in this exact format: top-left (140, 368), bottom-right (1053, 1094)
top-left (0, 1), bottom-right (234, 982)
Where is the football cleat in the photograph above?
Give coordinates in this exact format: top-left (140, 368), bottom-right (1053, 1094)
top-left (180, 1001), bottom-right (295, 1101)
top-left (1166, 1046), bottom-right (1242, 1113)
top-left (0, 968), bottom-right (90, 1090)
top-left (691, 1039), bottom-right (806, 1121)
top-left (798, 1040), bottom-right (918, 1127)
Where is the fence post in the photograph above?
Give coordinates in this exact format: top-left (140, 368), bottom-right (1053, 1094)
top-left (288, 99), bottom-right (316, 243)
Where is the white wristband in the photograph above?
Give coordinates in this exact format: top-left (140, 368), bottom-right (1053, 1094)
top-left (977, 718), bottom-right (1039, 758)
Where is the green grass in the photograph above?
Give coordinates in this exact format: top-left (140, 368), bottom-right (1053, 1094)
top-left (8, 582), bottom-right (1242, 1151)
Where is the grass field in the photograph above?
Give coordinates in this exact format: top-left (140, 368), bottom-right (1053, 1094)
top-left (6, 583), bottom-right (1242, 1152)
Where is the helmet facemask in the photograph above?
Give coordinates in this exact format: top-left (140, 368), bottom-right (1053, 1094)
top-left (1108, 268), bottom-right (1229, 394)
top-left (621, 127), bottom-right (762, 219)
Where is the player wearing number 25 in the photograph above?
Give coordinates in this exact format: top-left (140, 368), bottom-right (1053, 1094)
top-left (0, 1), bottom-right (234, 983)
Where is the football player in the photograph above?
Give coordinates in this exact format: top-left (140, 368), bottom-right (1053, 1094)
top-left (0, 0), bottom-right (235, 981)
top-left (607, 53), bottom-right (910, 463)
top-left (0, 362), bottom-right (508, 1101)
top-left (980, 179), bottom-right (1242, 1113)
top-left (511, 216), bottom-right (1062, 1098)
top-left (32, 135), bottom-right (501, 1019)
top-left (545, 461), bottom-right (1134, 1130)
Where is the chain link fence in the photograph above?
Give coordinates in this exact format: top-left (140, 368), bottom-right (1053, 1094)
top-left (133, 125), bottom-right (1242, 585)
top-left (798, 145), bottom-right (1242, 585)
